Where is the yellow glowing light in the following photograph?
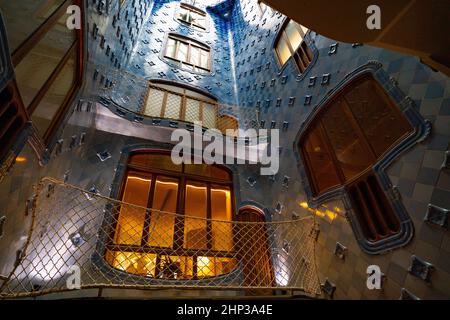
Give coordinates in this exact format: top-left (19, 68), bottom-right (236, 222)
top-left (186, 184), bottom-right (207, 190)
top-left (197, 256), bottom-right (215, 277)
top-left (128, 176), bottom-right (151, 182)
top-left (298, 201), bottom-right (338, 221)
top-left (211, 188), bottom-right (230, 194)
top-left (15, 156), bottom-right (27, 163)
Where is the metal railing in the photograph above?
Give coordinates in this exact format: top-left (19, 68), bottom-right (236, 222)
top-left (0, 177), bottom-right (321, 298)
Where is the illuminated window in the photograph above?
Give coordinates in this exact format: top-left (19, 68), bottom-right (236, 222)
top-left (298, 75), bottom-right (414, 243)
top-left (177, 3), bottom-right (207, 30)
top-left (275, 19), bottom-right (312, 73)
top-left (106, 152), bottom-right (236, 279)
top-left (164, 34), bottom-right (210, 73)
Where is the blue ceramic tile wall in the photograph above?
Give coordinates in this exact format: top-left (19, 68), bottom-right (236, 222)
top-left (226, 0), bottom-right (450, 299)
top-left (0, 0), bottom-right (449, 299)
top-left (125, 0), bottom-right (237, 105)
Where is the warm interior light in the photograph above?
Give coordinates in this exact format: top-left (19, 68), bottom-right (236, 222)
top-left (299, 201), bottom-right (338, 221)
top-left (15, 156), bottom-right (27, 163)
top-left (197, 256), bottom-right (215, 277)
top-left (128, 176), bottom-right (152, 182)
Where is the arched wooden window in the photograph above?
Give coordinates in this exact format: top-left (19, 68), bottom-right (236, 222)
top-left (106, 152), bottom-right (237, 279)
top-left (274, 19), bottom-right (312, 73)
top-left (298, 75), bottom-right (414, 243)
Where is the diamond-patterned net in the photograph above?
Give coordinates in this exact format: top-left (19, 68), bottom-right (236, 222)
top-left (0, 177), bottom-right (321, 298)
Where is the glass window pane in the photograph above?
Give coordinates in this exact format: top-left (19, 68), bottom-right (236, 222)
top-left (196, 258), bottom-right (237, 278)
top-left (211, 185), bottom-right (233, 251)
top-left (177, 42), bottom-right (188, 62)
top-left (215, 257), bottom-right (236, 276)
top-left (0, 0), bottom-right (66, 52)
top-left (148, 176), bottom-right (178, 248)
top-left (177, 8), bottom-right (188, 22)
top-left (344, 77), bottom-right (413, 157)
top-left (285, 20), bottom-right (303, 51)
top-left (197, 256), bottom-right (216, 277)
top-left (162, 256), bottom-right (193, 279)
top-left (190, 46), bottom-right (200, 66)
top-left (194, 16), bottom-right (206, 28)
top-left (114, 172), bottom-right (151, 245)
top-left (300, 25), bottom-right (309, 36)
top-left (164, 93), bottom-right (182, 119)
top-left (202, 103), bottom-right (216, 128)
top-left (106, 251), bottom-right (157, 277)
top-left (14, 14), bottom-right (76, 108)
top-left (200, 49), bottom-right (209, 69)
top-left (275, 35), bottom-right (291, 66)
top-left (143, 88), bottom-right (165, 117)
top-left (166, 38), bottom-right (177, 59)
top-left (302, 122), bottom-right (341, 195)
top-left (30, 50), bottom-right (76, 137)
top-left (184, 181), bottom-right (207, 250)
top-left (321, 99), bottom-right (376, 182)
top-left (191, 11), bottom-right (206, 28)
top-left (185, 98), bottom-right (200, 123)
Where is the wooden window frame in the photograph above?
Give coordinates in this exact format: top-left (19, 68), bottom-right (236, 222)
top-left (11, 0), bottom-right (84, 146)
top-left (274, 19), bottom-right (312, 74)
top-left (177, 3), bottom-right (207, 31)
top-left (164, 34), bottom-right (211, 73)
top-left (299, 75), bottom-right (414, 197)
top-left (298, 75), bottom-right (415, 243)
top-left (144, 81), bottom-right (217, 125)
top-left (107, 151), bottom-right (236, 279)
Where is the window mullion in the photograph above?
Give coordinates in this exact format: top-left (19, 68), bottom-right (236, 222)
top-left (181, 90), bottom-right (187, 122)
top-left (206, 183), bottom-right (213, 251)
top-left (141, 174), bottom-right (156, 247)
top-left (173, 176), bottom-right (185, 250)
top-left (187, 43), bottom-right (192, 65)
top-left (174, 40), bottom-right (180, 62)
top-left (161, 92), bottom-right (168, 117)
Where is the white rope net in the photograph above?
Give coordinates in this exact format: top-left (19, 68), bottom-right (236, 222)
top-left (0, 177), bottom-right (321, 298)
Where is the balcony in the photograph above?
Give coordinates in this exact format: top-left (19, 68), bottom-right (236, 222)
top-left (91, 67), bottom-right (261, 137)
top-left (0, 177), bottom-right (321, 298)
